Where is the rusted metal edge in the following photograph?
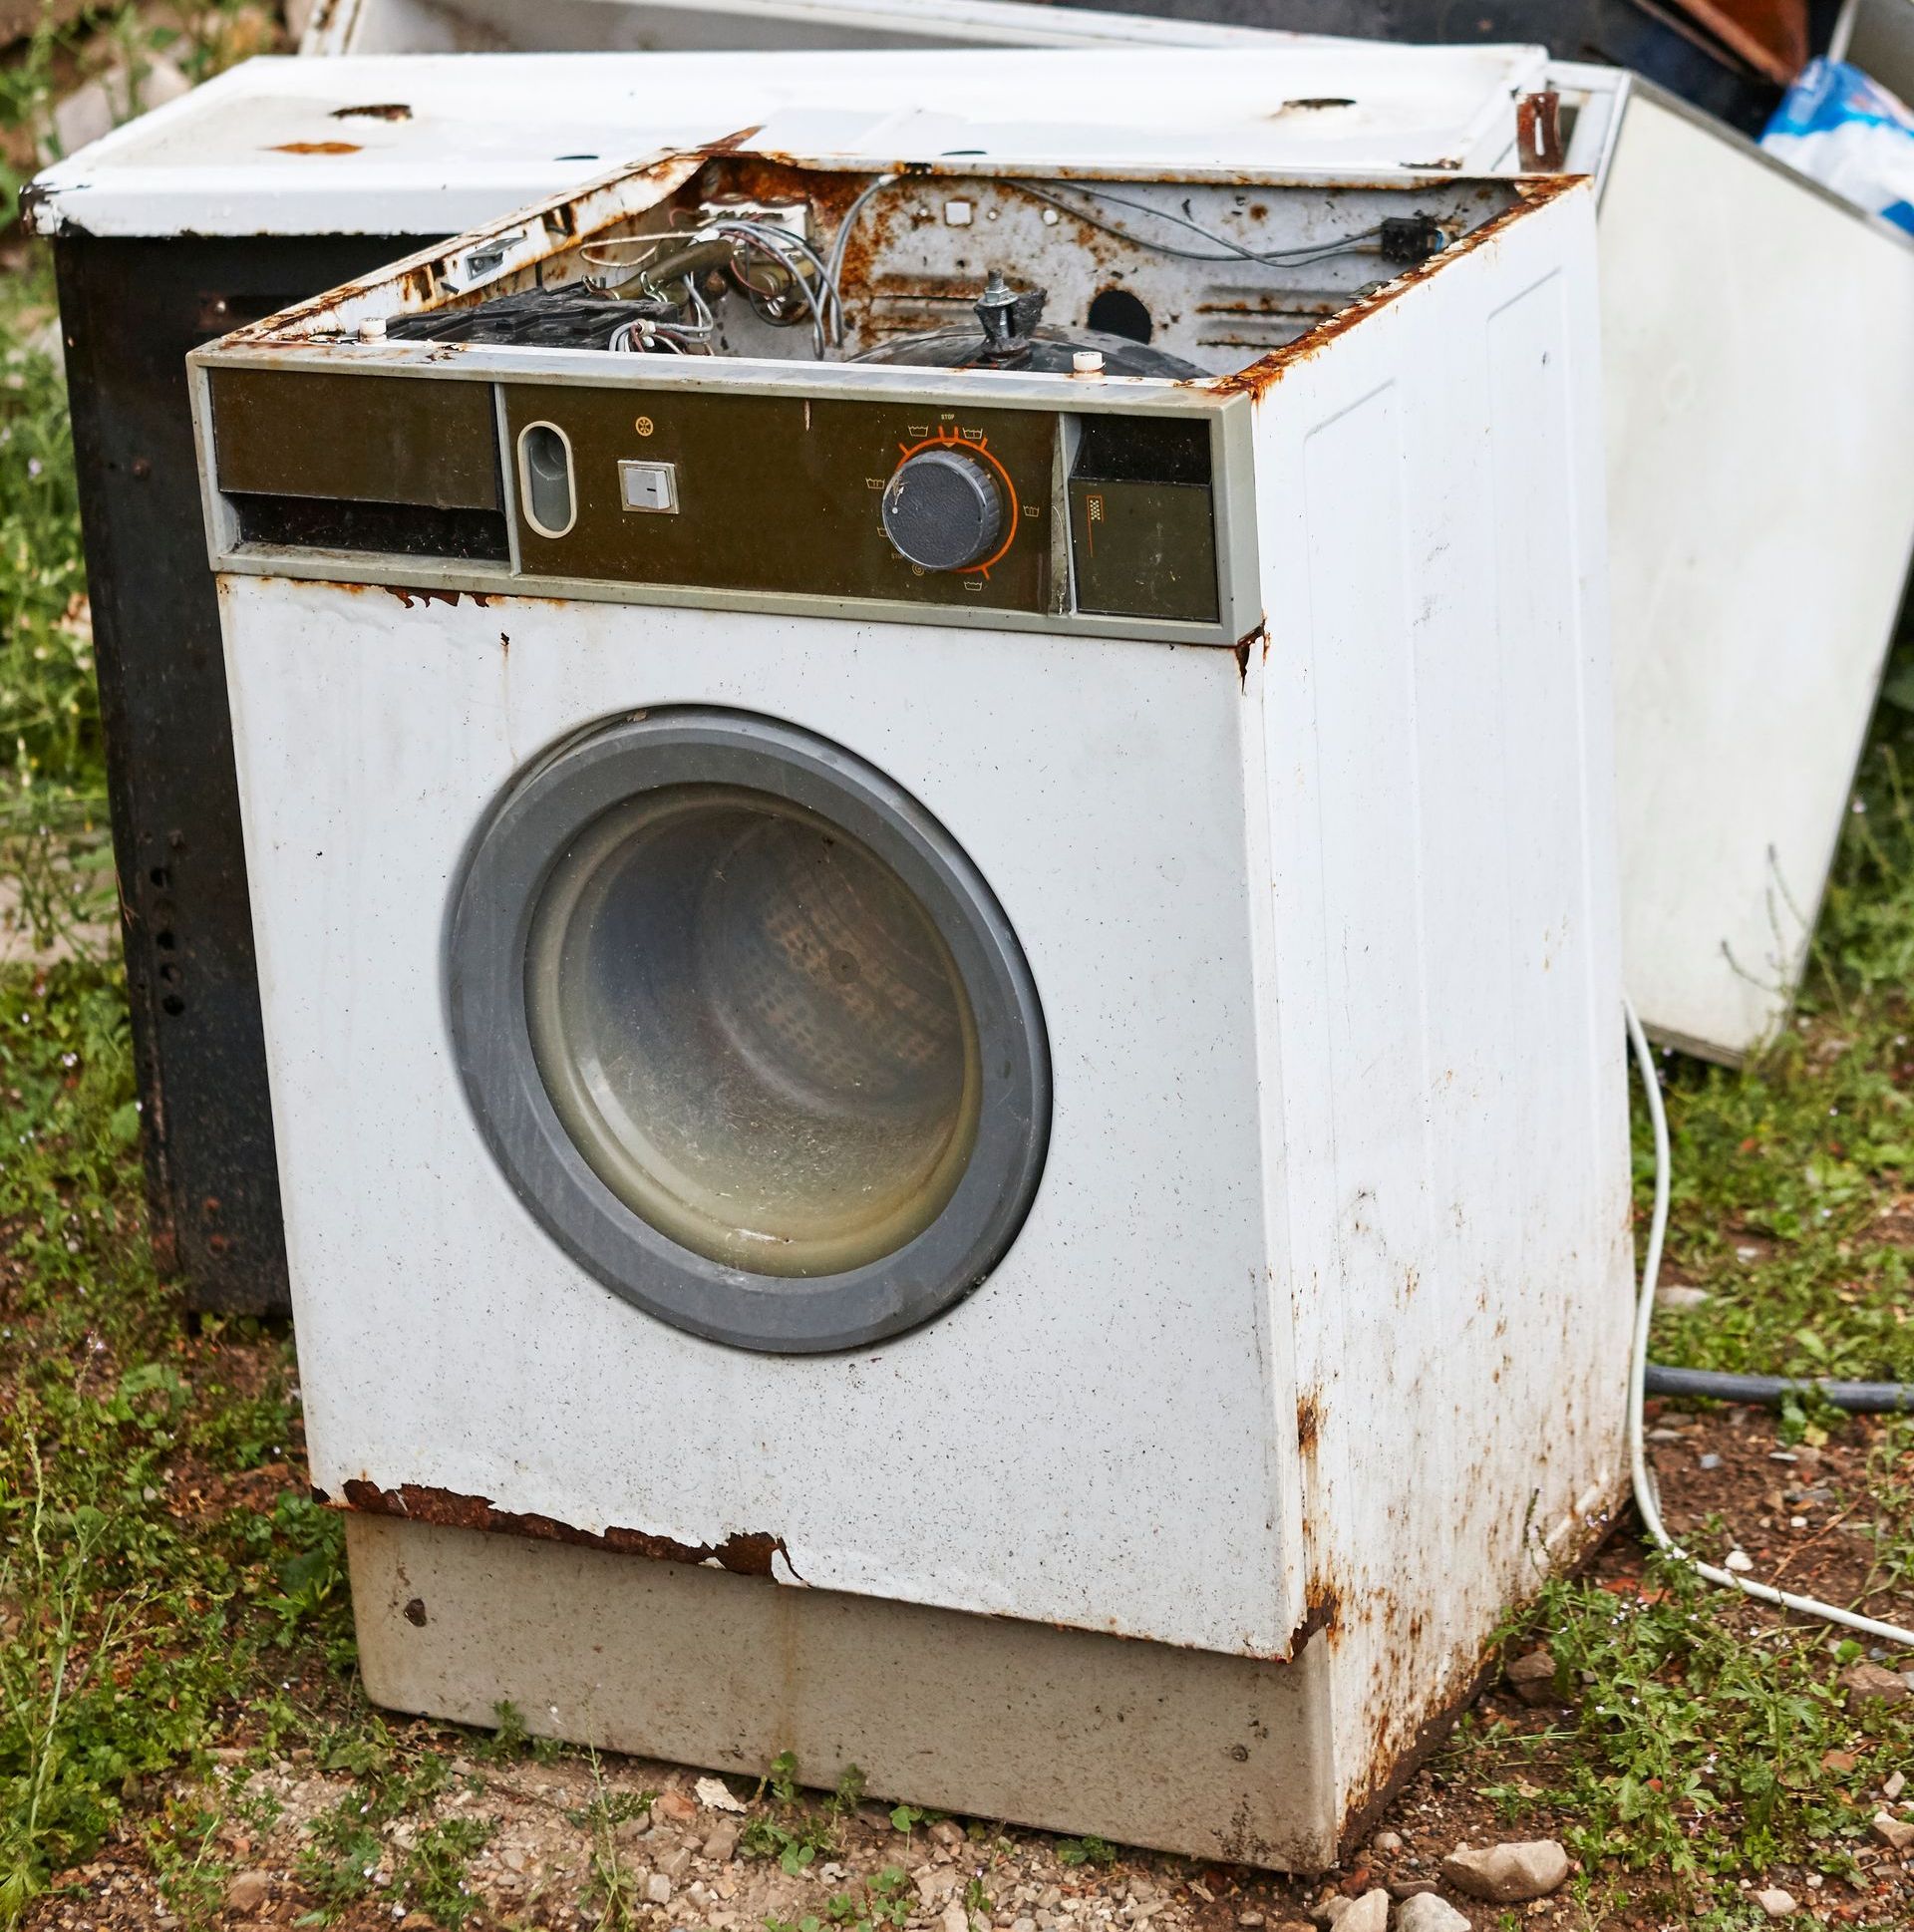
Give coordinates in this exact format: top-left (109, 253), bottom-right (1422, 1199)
top-left (1332, 1487), bottom-right (1622, 1856)
top-left (323, 1477), bottom-right (798, 1581)
top-left (1208, 174), bottom-right (1585, 403)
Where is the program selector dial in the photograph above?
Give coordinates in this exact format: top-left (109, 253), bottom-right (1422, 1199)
top-left (880, 444), bottom-right (1006, 572)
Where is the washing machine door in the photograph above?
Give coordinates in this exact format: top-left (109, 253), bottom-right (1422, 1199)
top-left (449, 709), bottom-right (1050, 1352)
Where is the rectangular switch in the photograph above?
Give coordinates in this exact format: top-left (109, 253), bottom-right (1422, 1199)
top-left (618, 459), bottom-right (679, 514)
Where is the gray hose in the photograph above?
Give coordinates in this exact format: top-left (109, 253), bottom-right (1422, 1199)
top-left (1645, 1362), bottom-right (1914, 1412)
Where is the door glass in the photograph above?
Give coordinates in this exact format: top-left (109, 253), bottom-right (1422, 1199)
top-left (525, 783), bottom-right (982, 1278)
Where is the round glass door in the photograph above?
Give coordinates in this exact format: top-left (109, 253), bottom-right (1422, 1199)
top-left (449, 710), bottom-right (1049, 1353)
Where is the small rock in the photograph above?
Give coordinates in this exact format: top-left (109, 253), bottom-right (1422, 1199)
top-left (1013, 1920), bottom-right (1038, 1932)
top-left (1752, 1891), bottom-right (1796, 1921)
top-left (1332, 1893), bottom-right (1387, 1932)
top-left (704, 1819), bottom-right (742, 1863)
top-left (942, 1901), bottom-right (971, 1932)
top-left (658, 1845), bottom-right (693, 1881)
top-left (1439, 1841), bottom-right (1569, 1903)
top-left (1887, 1770), bottom-right (1908, 1800)
top-left (654, 1788), bottom-right (699, 1825)
top-left (1654, 1285), bottom-right (1711, 1310)
top-left (646, 1874), bottom-right (674, 1905)
top-left (1698, 1453), bottom-right (1722, 1470)
top-left (1844, 1663), bottom-right (1911, 1709)
top-left (930, 1818), bottom-right (967, 1847)
top-left (1040, 1891), bottom-right (1063, 1913)
top-left (1872, 1810), bottom-right (1914, 1852)
top-left (1235, 1915), bottom-right (1264, 1929)
top-left (1393, 1898), bottom-right (1469, 1932)
top-left (225, 1874), bottom-right (271, 1915)
top-left (916, 1869), bottom-right (962, 1907)
top-left (1725, 1549), bottom-right (1755, 1573)
top-left (1504, 1649), bottom-right (1559, 1707)
top-left (1370, 1829), bottom-right (1403, 1854)
top-left (500, 1848), bottom-right (527, 1874)
top-left (613, 1816), bottom-right (649, 1849)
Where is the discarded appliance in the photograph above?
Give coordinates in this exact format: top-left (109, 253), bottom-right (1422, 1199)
top-left (303, 0), bottom-right (1805, 137)
top-left (22, 33), bottom-right (1574, 1314)
top-left (191, 135), bottom-right (1632, 1864)
top-left (298, 1), bottom-right (1914, 1064)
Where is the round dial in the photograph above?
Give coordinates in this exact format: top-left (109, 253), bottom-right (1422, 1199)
top-left (880, 446), bottom-right (1005, 573)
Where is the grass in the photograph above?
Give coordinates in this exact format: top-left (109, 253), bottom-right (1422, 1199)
top-left (3, 12), bottom-right (1914, 1923)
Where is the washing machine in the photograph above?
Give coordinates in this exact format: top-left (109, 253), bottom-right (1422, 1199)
top-left (191, 134), bottom-right (1632, 1866)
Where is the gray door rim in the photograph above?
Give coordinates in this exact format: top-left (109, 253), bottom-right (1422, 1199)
top-left (447, 706), bottom-right (1051, 1354)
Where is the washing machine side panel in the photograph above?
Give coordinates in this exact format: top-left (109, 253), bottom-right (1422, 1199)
top-left (1241, 179), bottom-right (1632, 1828)
top-left (218, 574), bottom-right (1306, 1661)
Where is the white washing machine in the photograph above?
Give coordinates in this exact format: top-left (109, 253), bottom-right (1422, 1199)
top-left (192, 130), bottom-right (1632, 1867)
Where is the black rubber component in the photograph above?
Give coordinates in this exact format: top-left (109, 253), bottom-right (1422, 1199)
top-left (880, 447), bottom-right (1004, 573)
top-left (1645, 1363), bottom-right (1914, 1413)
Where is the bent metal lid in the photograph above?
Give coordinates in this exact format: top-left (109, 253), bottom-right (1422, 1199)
top-left (24, 42), bottom-right (1555, 240)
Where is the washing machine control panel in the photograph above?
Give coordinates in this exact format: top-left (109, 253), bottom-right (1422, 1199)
top-left (205, 368), bottom-right (1227, 634)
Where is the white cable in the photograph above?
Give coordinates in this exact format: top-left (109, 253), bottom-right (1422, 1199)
top-left (1625, 995), bottom-right (1914, 1646)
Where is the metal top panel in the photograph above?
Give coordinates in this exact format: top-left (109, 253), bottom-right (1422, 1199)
top-left (26, 43), bottom-right (1550, 238)
top-left (300, 0), bottom-right (1272, 54)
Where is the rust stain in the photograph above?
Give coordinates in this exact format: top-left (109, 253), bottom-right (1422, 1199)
top-left (1296, 1390), bottom-right (1323, 1456)
top-left (1515, 92), bottom-right (1565, 172)
top-left (1283, 1575), bottom-right (1342, 1658)
top-left (331, 103), bottom-right (413, 123)
top-left (1208, 178), bottom-right (1582, 404)
top-left (339, 1477), bottom-right (799, 1581)
top-left (387, 587), bottom-right (466, 610)
top-left (270, 140), bottom-right (362, 156)
top-left (1232, 621), bottom-right (1266, 688)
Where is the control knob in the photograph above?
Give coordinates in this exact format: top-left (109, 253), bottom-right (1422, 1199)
top-left (880, 445), bottom-right (1004, 572)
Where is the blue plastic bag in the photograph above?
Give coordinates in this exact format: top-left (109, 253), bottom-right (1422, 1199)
top-left (1760, 57), bottom-right (1914, 236)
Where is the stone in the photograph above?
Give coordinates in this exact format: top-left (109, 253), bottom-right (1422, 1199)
top-left (1040, 1891), bottom-right (1063, 1913)
top-left (1843, 1663), bottom-right (1911, 1709)
top-left (1504, 1649), bottom-right (1559, 1707)
top-left (931, 1819), bottom-right (967, 1848)
top-left (224, 1873), bottom-right (271, 1915)
top-left (654, 1789), bottom-right (700, 1825)
top-left (646, 1874), bottom-right (675, 1906)
top-left (1654, 1285), bottom-right (1711, 1310)
top-left (1370, 1830), bottom-right (1404, 1855)
top-left (1392, 1899), bottom-right (1470, 1932)
top-left (916, 1869), bottom-right (962, 1907)
top-left (1333, 1893), bottom-right (1388, 1932)
top-left (704, 1819), bottom-right (742, 1863)
top-left (1871, 1810), bottom-right (1914, 1852)
top-left (1438, 1841), bottom-right (1569, 1903)
top-left (1013, 1920), bottom-right (1038, 1932)
top-left (1698, 1452), bottom-right (1722, 1470)
top-left (659, 1845), bottom-right (694, 1881)
top-left (942, 1901), bottom-right (972, 1932)
top-left (1725, 1549), bottom-right (1755, 1573)
top-left (1752, 1892), bottom-right (1796, 1921)
top-left (1886, 1771), bottom-right (1907, 1800)
top-left (1235, 1915), bottom-right (1264, 1929)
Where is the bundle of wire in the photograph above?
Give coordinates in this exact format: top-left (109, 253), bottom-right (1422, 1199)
top-left (584, 216), bottom-right (842, 357)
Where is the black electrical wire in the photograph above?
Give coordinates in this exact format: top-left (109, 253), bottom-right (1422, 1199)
top-left (1644, 1363), bottom-right (1914, 1412)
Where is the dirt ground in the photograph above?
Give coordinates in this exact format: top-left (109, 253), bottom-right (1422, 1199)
top-left (23, 1368), bottom-right (1914, 1932)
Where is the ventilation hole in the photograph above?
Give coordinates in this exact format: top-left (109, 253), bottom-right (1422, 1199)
top-left (161, 995), bottom-right (185, 1016)
top-left (1087, 286), bottom-right (1153, 345)
top-left (150, 866), bottom-right (169, 888)
top-left (156, 928), bottom-right (177, 951)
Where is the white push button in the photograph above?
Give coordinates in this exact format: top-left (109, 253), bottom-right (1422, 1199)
top-left (619, 459), bottom-right (679, 514)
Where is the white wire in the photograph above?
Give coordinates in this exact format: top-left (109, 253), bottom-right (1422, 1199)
top-left (1625, 995), bottom-right (1914, 1647)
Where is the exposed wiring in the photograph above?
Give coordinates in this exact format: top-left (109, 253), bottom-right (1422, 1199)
top-left (1020, 180), bottom-right (1388, 269)
top-left (1626, 996), bottom-right (1914, 1647)
top-left (825, 172), bottom-right (901, 301)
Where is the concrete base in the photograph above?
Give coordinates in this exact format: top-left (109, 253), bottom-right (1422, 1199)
top-left (348, 1515), bottom-right (1339, 1870)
